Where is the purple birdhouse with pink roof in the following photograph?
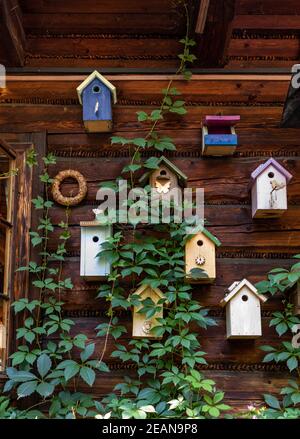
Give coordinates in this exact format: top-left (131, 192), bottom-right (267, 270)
top-left (202, 115), bottom-right (240, 156)
top-left (250, 158), bottom-right (293, 219)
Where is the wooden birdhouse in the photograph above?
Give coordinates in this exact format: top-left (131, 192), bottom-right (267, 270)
top-left (202, 115), bottom-right (240, 156)
top-left (250, 158), bottom-right (292, 219)
top-left (290, 283), bottom-right (300, 315)
top-left (139, 156), bottom-right (187, 196)
top-left (0, 322), bottom-right (6, 351)
top-left (220, 279), bottom-right (267, 339)
top-left (77, 70), bottom-right (117, 133)
top-left (80, 220), bottom-right (112, 280)
top-left (185, 227), bottom-right (221, 283)
top-left (132, 284), bottom-right (164, 338)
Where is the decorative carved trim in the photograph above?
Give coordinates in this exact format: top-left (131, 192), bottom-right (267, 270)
top-left (232, 30), bottom-right (300, 40)
top-left (64, 249), bottom-right (300, 259)
top-left (103, 362), bottom-right (289, 372)
top-left (0, 98), bottom-right (285, 107)
top-left (62, 308), bottom-right (279, 319)
top-left (228, 55), bottom-right (298, 62)
top-left (25, 54), bottom-right (178, 62)
top-left (50, 148), bottom-right (300, 159)
top-left (28, 33), bottom-right (179, 40)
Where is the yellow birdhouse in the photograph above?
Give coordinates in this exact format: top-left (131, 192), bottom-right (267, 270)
top-left (185, 227), bottom-right (221, 283)
top-left (132, 284), bottom-right (164, 339)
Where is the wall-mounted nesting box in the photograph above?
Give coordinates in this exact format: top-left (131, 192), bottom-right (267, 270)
top-left (185, 227), bottom-right (221, 283)
top-left (202, 115), bottom-right (240, 156)
top-left (77, 71), bottom-right (117, 133)
top-left (220, 279), bottom-right (267, 339)
top-left (250, 158), bottom-right (293, 219)
top-left (0, 322), bottom-right (5, 351)
top-left (139, 156), bottom-right (187, 197)
top-left (132, 284), bottom-right (164, 338)
top-left (80, 221), bottom-right (112, 280)
top-left (290, 283), bottom-right (300, 315)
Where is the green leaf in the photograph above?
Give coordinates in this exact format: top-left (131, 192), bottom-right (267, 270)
top-left (80, 367), bottom-right (95, 387)
top-left (36, 382), bottom-right (55, 398)
top-left (137, 111), bottom-right (148, 122)
top-left (80, 343), bottom-right (95, 362)
top-left (36, 354), bottom-right (51, 378)
top-left (17, 381), bottom-right (37, 398)
top-left (287, 356), bottom-right (298, 372)
top-left (264, 394), bottom-right (281, 410)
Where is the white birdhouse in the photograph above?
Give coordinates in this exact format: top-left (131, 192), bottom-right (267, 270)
top-left (0, 322), bottom-right (5, 351)
top-left (250, 158), bottom-right (292, 219)
top-left (220, 279), bottom-right (267, 339)
top-left (80, 220), bottom-right (112, 280)
top-left (132, 284), bottom-right (164, 339)
top-left (185, 227), bottom-right (221, 283)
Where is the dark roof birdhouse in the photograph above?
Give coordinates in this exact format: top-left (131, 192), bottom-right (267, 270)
top-left (139, 156), bottom-right (187, 196)
top-left (77, 71), bottom-right (117, 133)
top-left (202, 115), bottom-right (240, 156)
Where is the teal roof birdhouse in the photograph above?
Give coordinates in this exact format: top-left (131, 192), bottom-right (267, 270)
top-left (77, 71), bottom-right (117, 133)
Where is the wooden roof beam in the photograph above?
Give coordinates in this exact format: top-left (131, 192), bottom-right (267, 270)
top-left (195, 0), bottom-right (236, 68)
top-left (0, 0), bottom-right (26, 66)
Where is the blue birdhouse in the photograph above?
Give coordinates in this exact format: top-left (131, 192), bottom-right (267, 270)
top-left (202, 115), bottom-right (240, 156)
top-left (77, 71), bottom-right (117, 133)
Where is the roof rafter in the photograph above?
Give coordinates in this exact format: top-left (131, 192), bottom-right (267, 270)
top-left (0, 0), bottom-right (26, 66)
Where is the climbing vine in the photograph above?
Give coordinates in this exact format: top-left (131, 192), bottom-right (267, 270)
top-left (0, 1), bottom-right (230, 419)
top-left (240, 258), bottom-right (300, 419)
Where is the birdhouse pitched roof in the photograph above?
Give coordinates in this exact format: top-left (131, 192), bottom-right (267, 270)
top-left (200, 227), bottom-right (222, 247)
top-left (220, 278), bottom-right (267, 307)
top-left (203, 115), bottom-right (240, 127)
top-left (134, 284), bottom-right (164, 300)
top-left (139, 156), bottom-right (188, 186)
top-left (250, 158), bottom-right (293, 185)
top-left (77, 71), bottom-right (117, 105)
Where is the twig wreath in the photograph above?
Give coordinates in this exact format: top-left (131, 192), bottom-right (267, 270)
top-left (51, 169), bottom-right (87, 206)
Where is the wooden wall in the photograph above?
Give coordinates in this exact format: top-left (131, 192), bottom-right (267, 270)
top-left (0, 73), bottom-right (299, 411)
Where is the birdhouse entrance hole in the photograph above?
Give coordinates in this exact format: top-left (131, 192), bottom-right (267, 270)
top-left (242, 295), bottom-right (248, 302)
top-left (268, 172), bottom-right (275, 179)
top-left (92, 85), bottom-right (101, 94)
top-left (197, 240), bottom-right (204, 246)
top-left (93, 236), bottom-right (99, 243)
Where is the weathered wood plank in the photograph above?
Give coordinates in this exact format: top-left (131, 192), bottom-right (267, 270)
top-left (20, 0), bottom-right (177, 14)
top-left (23, 13), bottom-right (183, 35)
top-left (2, 78), bottom-right (290, 103)
top-left (46, 156), bottom-right (299, 206)
top-left (229, 38), bottom-right (300, 58)
top-left (233, 15), bottom-right (300, 30)
top-left (52, 256), bottom-right (291, 310)
top-left (236, 0), bottom-right (300, 15)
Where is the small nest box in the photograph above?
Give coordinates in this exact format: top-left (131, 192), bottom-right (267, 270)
top-left (80, 220), bottom-right (112, 280)
top-left (77, 71), bottom-right (117, 133)
top-left (185, 227), bottom-right (221, 283)
top-left (139, 156), bottom-right (187, 197)
top-left (132, 284), bottom-right (164, 339)
top-left (202, 115), bottom-right (240, 156)
top-left (250, 158), bottom-right (293, 219)
top-left (220, 279), bottom-right (267, 339)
